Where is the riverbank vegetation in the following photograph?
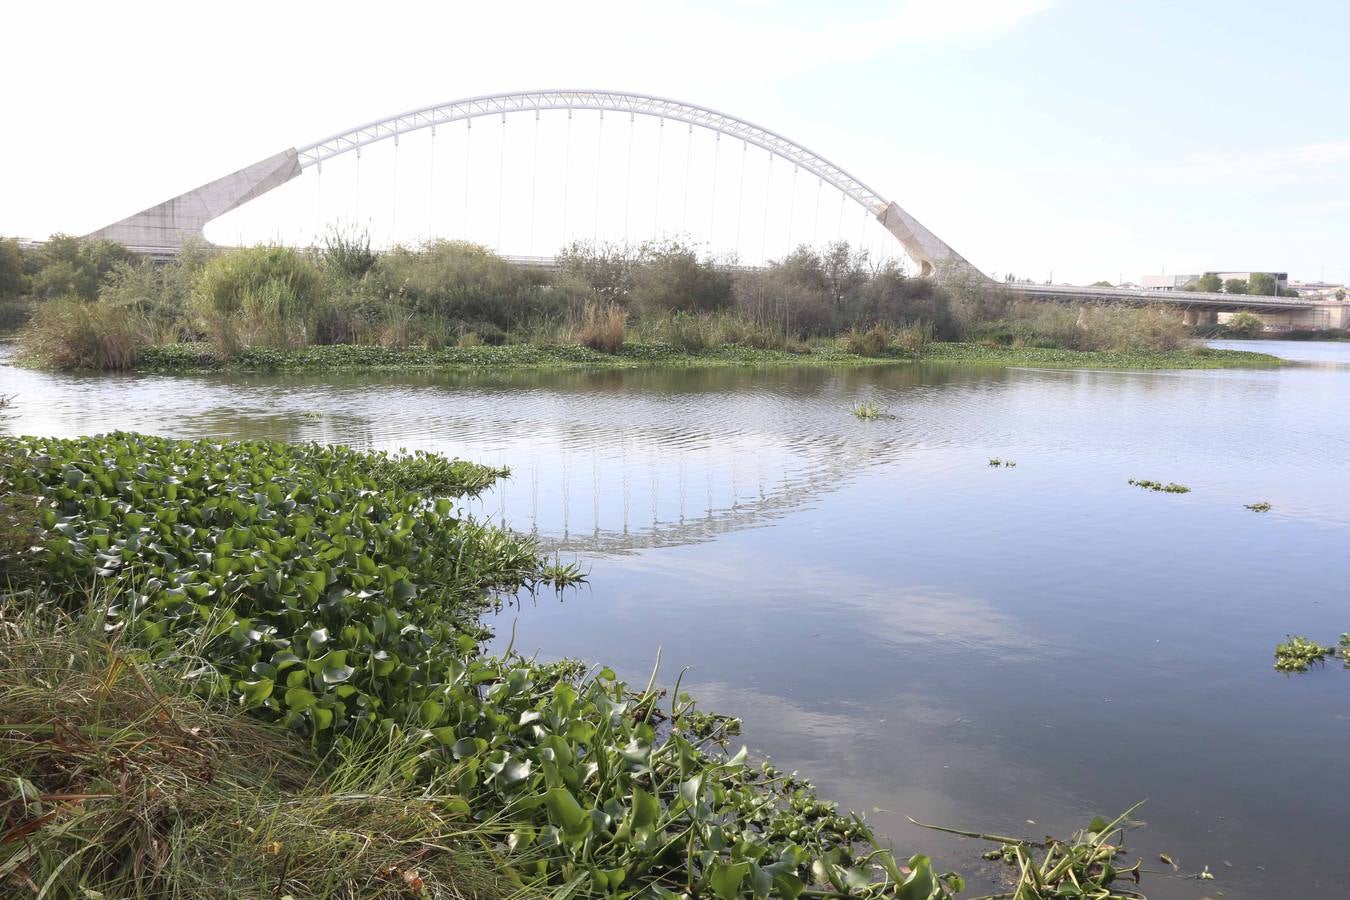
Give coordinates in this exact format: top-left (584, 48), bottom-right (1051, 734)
top-left (1, 433), bottom-right (973, 898)
top-left (3, 233), bottom-right (1281, 373)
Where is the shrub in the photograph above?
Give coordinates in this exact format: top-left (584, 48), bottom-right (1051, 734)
top-left (99, 252), bottom-right (204, 343)
top-left (373, 241), bottom-right (553, 332)
top-left (321, 224), bottom-right (379, 281)
top-left (556, 240), bottom-right (638, 306)
top-left (850, 264), bottom-right (960, 339)
top-left (891, 322), bottom-right (934, 353)
top-left (193, 246), bottom-right (326, 351)
top-left (843, 324), bottom-right (894, 357)
top-left (19, 296), bottom-right (148, 370)
top-left (630, 240), bottom-right (733, 314)
top-left (576, 300), bottom-right (625, 352)
top-left (0, 298), bottom-right (34, 332)
top-left (1226, 311), bottom-right (1265, 338)
top-left (654, 311), bottom-right (708, 351)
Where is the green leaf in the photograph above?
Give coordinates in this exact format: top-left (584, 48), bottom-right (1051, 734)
top-left (898, 854), bottom-right (937, 900)
top-left (632, 786), bottom-right (660, 828)
top-left (544, 787), bottom-right (588, 832)
top-left (418, 699), bottom-right (443, 726)
top-left (708, 861), bottom-right (750, 900)
top-left (284, 687), bottom-right (316, 711)
top-left (237, 678), bottom-right (273, 705)
top-left (679, 775), bottom-right (702, 807)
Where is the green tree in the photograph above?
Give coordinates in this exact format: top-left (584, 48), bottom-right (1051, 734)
top-left (1247, 272), bottom-right (1277, 296)
top-left (1226, 311), bottom-right (1265, 338)
top-left (1195, 273), bottom-right (1223, 292)
top-left (1224, 278), bottom-right (1249, 295)
top-left (0, 238), bottom-right (26, 297)
top-left (820, 241), bottom-right (869, 305)
top-left (29, 234), bottom-right (132, 300)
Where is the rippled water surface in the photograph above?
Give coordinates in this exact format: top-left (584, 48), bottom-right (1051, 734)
top-left (5, 342), bottom-right (1350, 898)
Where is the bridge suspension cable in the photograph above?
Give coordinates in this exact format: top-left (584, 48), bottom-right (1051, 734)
top-left (653, 118), bottom-right (664, 239)
top-left (529, 112), bottom-right (539, 255)
top-left (709, 133), bottom-right (720, 245)
top-left (624, 113), bottom-right (634, 238)
top-left (463, 120), bottom-right (472, 238)
top-left (594, 111), bottom-right (604, 244)
top-left (562, 110), bottom-right (572, 241)
top-left (736, 140), bottom-right (747, 259)
top-left (760, 151), bottom-right (772, 262)
top-left (497, 112), bottom-right (506, 251)
top-left (681, 123), bottom-right (693, 233)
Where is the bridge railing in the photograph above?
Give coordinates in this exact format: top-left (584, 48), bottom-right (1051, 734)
top-left (1013, 282), bottom-right (1334, 306)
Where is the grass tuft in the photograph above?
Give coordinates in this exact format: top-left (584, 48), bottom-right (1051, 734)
top-left (851, 399), bottom-right (892, 420)
top-left (576, 301), bottom-right (626, 353)
top-left (0, 602), bottom-right (520, 899)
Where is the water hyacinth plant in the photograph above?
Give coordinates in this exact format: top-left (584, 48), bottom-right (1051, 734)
top-left (0, 433), bottom-right (962, 898)
top-left (1273, 635), bottom-right (1334, 672)
top-left (912, 805), bottom-right (1155, 900)
top-left (1245, 501), bottom-right (1272, 512)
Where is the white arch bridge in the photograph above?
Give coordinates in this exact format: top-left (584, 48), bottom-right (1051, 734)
top-left (86, 88), bottom-right (981, 280)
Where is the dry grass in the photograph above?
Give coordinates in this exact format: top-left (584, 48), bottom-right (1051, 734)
top-left (576, 300), bottom-right (626, 353)
top-left (0, 603), bottom-right (533, 899)
top-left (19, 297), bottom-right (148, 371)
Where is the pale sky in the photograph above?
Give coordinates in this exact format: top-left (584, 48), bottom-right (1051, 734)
top-left (3, 0), bottom-right (1347, 285)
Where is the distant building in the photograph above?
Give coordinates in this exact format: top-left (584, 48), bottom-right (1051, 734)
top-left (1290, 281), bottom-right (1348, 301)
top-left (1141, 274), bottom-right (1198, 291)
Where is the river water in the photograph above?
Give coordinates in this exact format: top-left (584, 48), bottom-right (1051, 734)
top-left (3, 339), bottom-right (1349, 898)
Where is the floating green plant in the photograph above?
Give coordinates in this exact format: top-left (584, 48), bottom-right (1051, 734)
top-left (851, 399), bottom-right (892, 420)
top-left (1245, 501), bottom-right (1272, 512)
top-left (1129, 479), bottom-right (1190, 494)
top-left (1274, 635), bottom-right (1334, 672)
top-left (988, 458), bottom-right (1017, 468)
top-left (911, 803), bottom-right (1163, 899)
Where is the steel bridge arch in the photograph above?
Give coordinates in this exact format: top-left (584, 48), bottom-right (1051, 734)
top-left (88, 89), bottom-right (985, 280)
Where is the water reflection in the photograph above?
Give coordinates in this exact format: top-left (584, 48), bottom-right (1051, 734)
top-left (5, 342), bottom-right (1350, 898)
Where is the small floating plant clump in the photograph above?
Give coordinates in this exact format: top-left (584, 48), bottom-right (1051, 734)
top-left (850, 399), bottom-right (893, 420)
top-left (1274, 634), bottom-right (1350, 672)
top-left (910, 803), bottom-right (1189, 899)
top-left (1245, 501), bottom-right (1272, 512)
top-left (988, 458), bottom-right (1017, 468)
top-left (1274, 635), bottom-right (1335, 672)
top-left (1129, 478), bottom-right (1190, 494)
